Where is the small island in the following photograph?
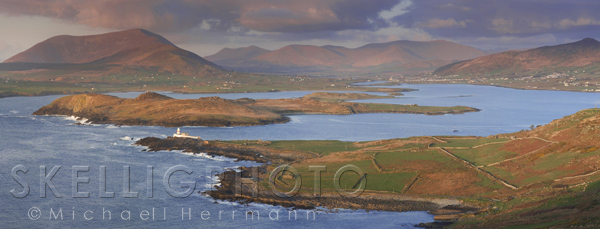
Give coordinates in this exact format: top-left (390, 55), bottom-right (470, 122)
top-left (33, 92), bottom-right (480, 127)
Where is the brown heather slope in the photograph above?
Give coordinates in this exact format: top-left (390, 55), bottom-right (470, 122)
top-left (205, 40), bottom-right (485, 74)
top-left (497, 109), bottom-right (600, 182)
top-left (33, 92), bottom-right (479, 127)
top-left (434, 38), bottom-right (600, 76)
top-left (3, 29), bottom-right (222, 75)
top-left (447, 109), bottom-right (600, 228)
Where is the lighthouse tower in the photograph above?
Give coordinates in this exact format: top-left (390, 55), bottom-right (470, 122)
top-left (176, 128), bottom-right (181, 135)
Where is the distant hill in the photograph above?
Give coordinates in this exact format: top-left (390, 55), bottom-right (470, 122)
top-left (434, 38), bottom-right (600, 76)
top-left (205, 40), bottom-right (485, 75)
top-left (2, 29), bottom-right (223, 76)
top-left (205, 45), bottom-right (271, 67)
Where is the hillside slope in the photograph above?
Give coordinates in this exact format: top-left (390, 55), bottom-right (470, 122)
top-left (434, 38), bottom-right (600, 77)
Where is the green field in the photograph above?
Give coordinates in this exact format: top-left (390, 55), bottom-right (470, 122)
top-left (375, 149), bottom-right (449, 167)
top-left (451, 144), bottom-right (516, 166)
top-left (0, 71), bottom-right (370, 97)
top-left (431, 137), bottom-right (510, 148)
top-left (266, 140), bottom-right (363, 156)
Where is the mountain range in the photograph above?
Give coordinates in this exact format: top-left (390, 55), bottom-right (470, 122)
top-left (1, 29), bottom-right (222, 76)
top-left (3, 28), bottom-right (599, 79)
top-left (205, 40), bottom-right (486, 75)
top-left (434, 38), bottom-right (600, 76)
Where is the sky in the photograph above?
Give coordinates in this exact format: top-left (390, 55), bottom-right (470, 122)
top-left (0, 0), bottom-right (599, 61)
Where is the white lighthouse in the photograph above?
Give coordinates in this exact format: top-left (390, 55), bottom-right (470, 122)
top-left (173, 128), bottom-right (201, 140)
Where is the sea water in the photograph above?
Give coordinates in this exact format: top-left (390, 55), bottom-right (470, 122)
top-left (0, 84), bottom-right (598, 228)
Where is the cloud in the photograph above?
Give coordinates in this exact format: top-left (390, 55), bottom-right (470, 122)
top-left (491, 18), bottom-right (515, 34)
top-left (557, 17), bottom-right (600, 29)
top-left (0, 0), bottom-right (400, 33)
top-left (238, 2), bottom-right (342, 32)
top-left (423, 18), bottom-right (469, 29)
top-left (379, 0), bottom-right (411, 23)
top-left (2, 1), bottom-right (597, 40)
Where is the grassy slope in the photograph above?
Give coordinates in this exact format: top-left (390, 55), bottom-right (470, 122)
top-left (229, 137), bottom-right (504, 197)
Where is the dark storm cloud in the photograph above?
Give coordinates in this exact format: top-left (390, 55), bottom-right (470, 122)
top-left (0, 0), bottom-right (398, 33)
top-left (394, 0), bottom-right (600, 38)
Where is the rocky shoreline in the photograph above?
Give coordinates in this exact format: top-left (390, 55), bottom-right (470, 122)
top-left (135, 137), bottom-right (482, 228)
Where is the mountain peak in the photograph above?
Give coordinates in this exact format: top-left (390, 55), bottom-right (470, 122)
top-left (3, 29), bottom-right (222, 75)
top-left (573, 38), bottom-right (600, 46)
top-left (247, 45), bottom-right (263, 49)
top-left (126, 29), bottom-right (175, 46)
top-left (4, 29), bottom-right (176, 64)
top-left (205, 45), bottom-right (271, 63)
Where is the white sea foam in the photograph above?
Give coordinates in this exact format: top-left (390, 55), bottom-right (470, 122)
top-left (203, 174), bottom-right (221, 188)
top-left (64, 115), bottom-right (78, 121)
top-left (63, 115), bottom-right (93, 125)
top-left (187, 152), bottom-right (236, 162)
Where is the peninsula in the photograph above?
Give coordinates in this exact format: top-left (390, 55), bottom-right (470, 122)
top-left (33, 92), bottom-right (479, 127)
top-left (136, 108), bottom-right (600, 228)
